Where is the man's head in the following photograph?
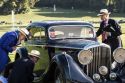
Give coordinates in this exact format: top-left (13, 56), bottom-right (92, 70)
top-left (19, 28), bottom-right (29, 42)
top-left (97, 9), bottom-right (110, 21)
top-left (49, 29), bottom-right (56, 38)
top-left (28, 50), bottom-right (40, 63)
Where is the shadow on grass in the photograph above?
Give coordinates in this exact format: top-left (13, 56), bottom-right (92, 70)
top-left (36, 12), bottom-right (96, 18)
top-left (33, 8), bottom-right (125, 18)
top-left (33, 8), bottom-right (97, 18)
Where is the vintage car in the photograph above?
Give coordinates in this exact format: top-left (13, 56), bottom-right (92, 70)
top-left (15, 21), bottom-right (125, 83)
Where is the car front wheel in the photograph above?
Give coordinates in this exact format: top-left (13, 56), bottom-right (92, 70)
top-left (54, 67), bottom-right (70, 83)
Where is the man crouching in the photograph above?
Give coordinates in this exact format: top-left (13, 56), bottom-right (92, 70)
top-left (8, 50), bottom-right (40, 83)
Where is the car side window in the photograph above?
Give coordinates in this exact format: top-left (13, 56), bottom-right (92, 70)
top-left (27, 26), bottom-right (46, 44)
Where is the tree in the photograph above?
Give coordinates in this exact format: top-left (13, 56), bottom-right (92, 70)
top-left (0, 0), bottom-right (39, 14)
top-left (1, 0), bottom-right (125, 14)
top-left (29, 0), bottom-right (39, 8)
top-left (120, 0), bottom-right (125, 12)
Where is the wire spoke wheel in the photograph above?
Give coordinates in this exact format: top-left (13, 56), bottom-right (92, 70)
top-left (54, 67), bottom-right (68, 83)
top-left (55, 73), bottom-right (64, 83)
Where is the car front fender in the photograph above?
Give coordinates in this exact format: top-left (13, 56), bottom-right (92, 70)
top-left (52, 52), bottom-right (94, 83)
top-left (15, 47), bottom-right (28, 60)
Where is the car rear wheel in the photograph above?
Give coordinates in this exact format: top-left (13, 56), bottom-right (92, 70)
top-left (55, 67), bottom-right (70, 83)
top-left (15, 47), bottom-right (28, 60)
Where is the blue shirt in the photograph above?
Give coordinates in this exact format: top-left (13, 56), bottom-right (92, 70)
top-left (0, 30), bottom-right (19, 73)
top-left (0, 76), bottom-right (8, 83)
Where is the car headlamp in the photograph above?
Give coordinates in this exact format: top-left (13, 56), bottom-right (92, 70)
top-left (113, 48), bottom-right (125, 63)
top-left (109, 73), bottom-right (117, 80)
top-left (99, 66), bottom-right (108, 75)
top-left (78, 50), bottom-right (93, 65)
top-left (93, 73), bottom-right (100, 81)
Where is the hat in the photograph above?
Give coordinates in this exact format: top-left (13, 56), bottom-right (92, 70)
top-left (19, 28), bottom-right (29, 39)
top-left (97, 9), bottom-right (111, 16)
top-left (28, 50), bottom-right (40, 59)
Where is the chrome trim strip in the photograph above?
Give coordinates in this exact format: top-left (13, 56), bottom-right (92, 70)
top-left (25, 44), bottom-right (84, 49)
top-left (23, 44), bottom-right (45, 46)
top-left (64, 53), bottom-right (72, 80)
top-left (24, 43), bottom-right (109, 50)
top-left (84, 43), bottom-right (110, 50)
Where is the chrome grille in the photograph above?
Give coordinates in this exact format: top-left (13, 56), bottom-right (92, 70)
top-left (87, 46), bottom-right (111, 77)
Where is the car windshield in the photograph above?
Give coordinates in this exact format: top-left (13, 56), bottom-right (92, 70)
top-left (48, 25), bottom-right (94, 39)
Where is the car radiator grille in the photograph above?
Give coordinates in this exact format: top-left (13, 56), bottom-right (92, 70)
top-left (87, 46), bottom-right (111, 77)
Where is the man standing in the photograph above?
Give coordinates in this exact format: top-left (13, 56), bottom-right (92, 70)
top-left (96, 9), bottom-right (122, 51)
top-left (8, 50), bottom-right (40, 83)
top-left (0, 28), bottom-right (29, 73)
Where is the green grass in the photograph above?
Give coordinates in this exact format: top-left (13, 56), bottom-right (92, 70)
top-left (9, 53), bottom-right (15, 62)
top-left (0, 7), bottom-right (125, 24)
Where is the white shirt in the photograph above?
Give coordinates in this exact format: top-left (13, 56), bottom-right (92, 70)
top-left (0, 76), bottom-right (8, 83)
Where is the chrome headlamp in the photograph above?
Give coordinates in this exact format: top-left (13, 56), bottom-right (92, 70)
top-left (109, 73), bottom-right (117, 80)
top-left (93, 73), bottom-right (100, 81)
top-left (99, 66), bottom-right (108, 75)
top-left (113, 48), bottom-right (125, 63)
top-left (78, 50), bottom-right (93, 65)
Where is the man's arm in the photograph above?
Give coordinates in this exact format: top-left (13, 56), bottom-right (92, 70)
top-left (96, 23), bottom-right (103, 37)
top-left (0, 35), bottom-right (16, 52)
top-left (111, 20), bottom-right (122, 36)
top-left (3, 62), bottom-right (14, 78)
top-left (27, 61), bottom-right (34, 83)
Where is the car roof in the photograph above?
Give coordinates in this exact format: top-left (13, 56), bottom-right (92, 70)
top-left (27, 21), bottom-right (93, 28)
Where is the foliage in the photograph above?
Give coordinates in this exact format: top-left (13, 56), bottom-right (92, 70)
top-left (1, 0), bottom-right (125, 14)
top-left (0, 0), bottom-right (39, 15)
top-left (35, 0), bottom-right (125, 13)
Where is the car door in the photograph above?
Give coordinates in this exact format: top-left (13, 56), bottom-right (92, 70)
top-left (25, 25), bottom-right (49, 72)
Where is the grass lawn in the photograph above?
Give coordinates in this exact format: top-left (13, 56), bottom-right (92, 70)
top-left (0, 7), bottom-right (125, 83)
top-left (0, 7), bottom-right (125, 25)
